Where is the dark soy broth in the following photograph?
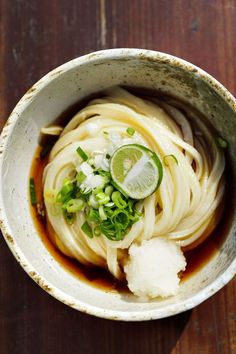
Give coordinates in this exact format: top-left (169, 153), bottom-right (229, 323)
top-left (30, 90), bottom-right (233, 293)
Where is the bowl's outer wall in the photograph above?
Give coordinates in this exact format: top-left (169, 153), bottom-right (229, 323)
top-left (0, 49), bottom-right (236, 320)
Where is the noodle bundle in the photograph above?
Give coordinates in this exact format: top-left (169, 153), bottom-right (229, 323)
top-left (42, 87), bottom-right (225, 296)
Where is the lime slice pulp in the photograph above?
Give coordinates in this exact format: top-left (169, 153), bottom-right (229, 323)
top-left (110, 144), bottom-right (163, 199)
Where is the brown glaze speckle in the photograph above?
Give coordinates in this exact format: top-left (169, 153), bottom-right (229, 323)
top-left (29, 272), bottom-right (52, 292)
top-left (26, 87), bottom-right (36, 95)
top-left (50, 69), bottom-right (63, 77)
top-left (88, 53), bottom-right (99, 60)
top-left (5, 235), bottom-right (14, 244)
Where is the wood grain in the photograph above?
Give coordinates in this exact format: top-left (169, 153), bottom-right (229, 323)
top-left (0, 1), bottom-right (236, 353)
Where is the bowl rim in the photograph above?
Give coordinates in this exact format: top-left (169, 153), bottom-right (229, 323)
top-left (0, 48), bottom-right (236, 321)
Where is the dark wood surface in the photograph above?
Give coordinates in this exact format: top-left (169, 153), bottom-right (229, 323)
top-left (0, 1), bottom-right (236, 353)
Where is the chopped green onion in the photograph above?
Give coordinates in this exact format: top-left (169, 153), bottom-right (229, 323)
top-left (80, 193), bottom-right (87, 202)
top-left (29, 178), bottom-right (37, 205)
top-left (105, 185), bottom-right (114, 196)
top-left (53, 163), bottom-right (141, 236)
top-left (104, 207), bottom-right (115, 217)
top-left (89, 194), bottom-right (99, 208)
top-left (61, 183), bottom-right (73, 195)
top-left (94, 226), bottom-right (101, 236)
top-left (96, 192), bottom-right (110, 205)
top-left (76, 146), bottom-right (88, 161)
top-left (93, 175), bottom-right (109, 191)
top-left (111, 209), bottom-right (129, 230)
top-left (103, 131), bottom-right (109, 136)
top-left (111, 191), bottom-right (127, 208)
top-left (100, 221), bottom-right (123, 241)
top-left (57, 180), bottom-right (74, 203)
top-left (135, 209), bottom-right (143, 217)
top-left (65, 199), bottom-right (84, 213)
top-left (93, 187), bottom-right (103, 195)
top-left (87, 208), bottom-right (100, 222)
top-left (163, 154), bottom-right (178, 166)
top-left (81, 221), bottom-right (93, 238)
top-left (126, 127), bottom-right (135, 136)
top-left (105, 202), bottom-right (114, 207)
top-left (217, 137), bottom-right (228, 149)
top-left (106, 154), bottom-right (111, 159)
top-left (127, 199), bottom-right (134, 213)
top-left (99, 206), bottom-right (107, 220)
top-left (88, 158), bottom-right (94, 166)
top-left (80, 187), bottom-right (91, 195)
top-left (63, 211), bottom-right (75, 224)
top-left (76, 171), bottom-right (86, 184)
top-left (97, 168), bottom-right (111, 179)
top-left (129, 209), bottom-right (142, 222)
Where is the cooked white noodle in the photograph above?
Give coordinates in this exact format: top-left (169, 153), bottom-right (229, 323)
top-left (43, 87), bottom-right (225, 279)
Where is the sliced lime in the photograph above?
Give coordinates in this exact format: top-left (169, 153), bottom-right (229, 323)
top-left (110, 144), bottom-right (163, 199)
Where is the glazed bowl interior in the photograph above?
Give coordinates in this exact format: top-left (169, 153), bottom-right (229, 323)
top-left (0, 49), bottom-right (236, 321)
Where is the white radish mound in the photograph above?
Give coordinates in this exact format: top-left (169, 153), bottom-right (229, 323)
top-left (124, 238), bottom-right (186, 299)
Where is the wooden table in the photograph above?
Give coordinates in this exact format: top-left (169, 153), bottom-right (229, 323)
top-left (0, 1), bottom-right (236, 353)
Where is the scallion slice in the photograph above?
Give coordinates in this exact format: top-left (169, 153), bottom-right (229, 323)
top-left (105, 185), bottom-right (114, 196)
top-left (87, 208), bottom-right (100, 222)
top-left (63, 210), bottom-right (75, 224)
top-left (96, 192), bottom-right (110, 205)
top-left (111, 191), bottom-right (127, 208)
top-left (76, 171), bottom-right (86, 184)
top-left (111, 209), bottom-right (129, 230)
top-left (65, 198), bottom-right (84, 213)
top-left (89, 194), bottom-right (99, 208)
top-left (100, 221), bottom-right (123, 241)
top-left (29, 178), bottom-right (37, 205)
top-left (94, 226), bottom-right (101, 236)
top-left (76, 146), bottom-right (88, 161)
top-left (126, 127), bottom-right (135, 136)
top-left (97, 168), bottom-right (111, 179)
top-left (81, 221), bottom-right (93, 238)
top-left (99, 206), bottom-right (107, 220)
top-left (57, 180), bottom-right (74, 203)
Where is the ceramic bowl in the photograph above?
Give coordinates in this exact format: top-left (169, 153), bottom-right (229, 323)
top-left (0, 49), bottom-right (236, 321)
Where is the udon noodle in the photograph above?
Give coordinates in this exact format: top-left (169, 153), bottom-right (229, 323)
top-left (42, 87), bottom-right (225, 297)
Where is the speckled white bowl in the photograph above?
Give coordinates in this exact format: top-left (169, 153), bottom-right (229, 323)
top-left (0, 49), bottom-right (236, 321)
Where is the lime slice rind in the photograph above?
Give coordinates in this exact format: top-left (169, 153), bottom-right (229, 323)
top-left (110, 144), bottom-right (163, 200)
